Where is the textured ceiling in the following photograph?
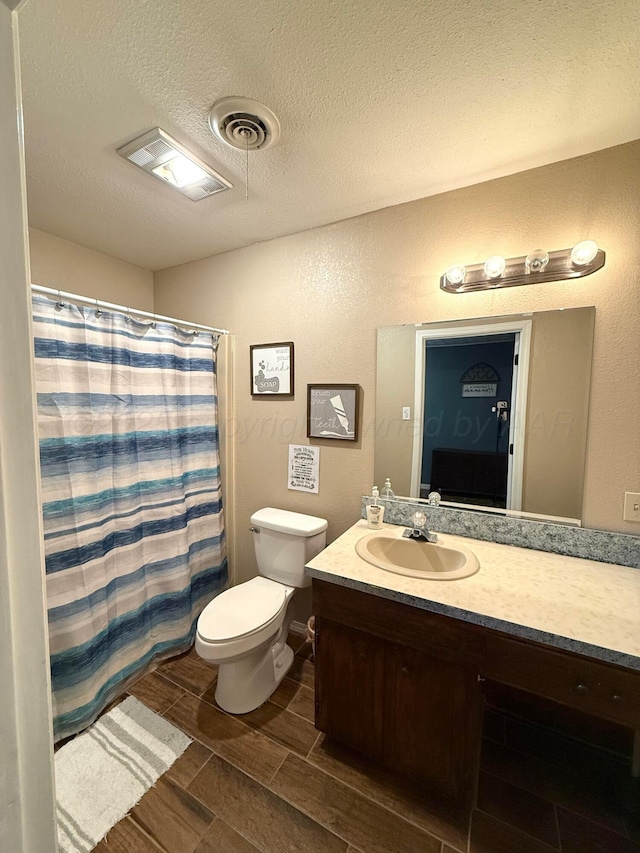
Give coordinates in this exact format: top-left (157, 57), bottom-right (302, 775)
top-left (19, 0), bottom-right (640, 271)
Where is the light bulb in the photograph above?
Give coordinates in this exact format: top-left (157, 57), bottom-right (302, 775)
top-left (483, 255), bottom-right (506, 279)
top-left (571, 240), bottom-right (598, 266)
top-left (525, 248), bottom-right (550, 273)
top-left (152, 154), bottom-right (209, 188)
top-left (445, 264), bottom-right (466, 285)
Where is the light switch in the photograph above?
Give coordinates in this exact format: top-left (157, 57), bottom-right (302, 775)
top-left (623, 492), bottom-right (640, 522)
top-left (402, 407), bottom-right (411, 420)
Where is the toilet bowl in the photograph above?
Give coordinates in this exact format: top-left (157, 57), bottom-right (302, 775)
top-left (195, 507), bottom-right (327, 714)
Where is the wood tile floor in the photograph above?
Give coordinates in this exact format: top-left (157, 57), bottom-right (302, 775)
top-left (88, 636), bottom-right (640, 853)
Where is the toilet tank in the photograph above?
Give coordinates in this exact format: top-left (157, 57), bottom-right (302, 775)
top-left (250, 508), bottom-right (328, 588)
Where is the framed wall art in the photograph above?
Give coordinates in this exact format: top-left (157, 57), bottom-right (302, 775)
top-left (307, 384), bottom-right (359, 441)
top-left (250, 342), bottom-right (294, 396)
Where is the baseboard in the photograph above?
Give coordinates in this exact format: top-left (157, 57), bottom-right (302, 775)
top-left (290, 620), bottom-right (307, 636)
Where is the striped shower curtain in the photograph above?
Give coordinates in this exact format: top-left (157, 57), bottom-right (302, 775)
top-left (32, 295), bottom-right (228, 741)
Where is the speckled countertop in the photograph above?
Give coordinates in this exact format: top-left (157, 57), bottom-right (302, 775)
top-left (305, 520), bottom-right (640, 671)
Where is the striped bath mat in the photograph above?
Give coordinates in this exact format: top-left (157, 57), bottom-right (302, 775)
top-left (55, 696), bottom-right (191, 853)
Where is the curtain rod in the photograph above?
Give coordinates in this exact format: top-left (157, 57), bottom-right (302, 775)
top-left (31, 284), bottom-right (231, 335)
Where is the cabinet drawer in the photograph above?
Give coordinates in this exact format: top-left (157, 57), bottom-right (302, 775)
top-left (313, 579), bottom-right (476, 660)
top-left (483, 634), bottom-right (640, 728)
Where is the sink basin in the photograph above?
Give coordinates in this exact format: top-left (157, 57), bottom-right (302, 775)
top-left (355, 530), bottom-right (479, 580)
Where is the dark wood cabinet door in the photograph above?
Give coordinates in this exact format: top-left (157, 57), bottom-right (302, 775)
top-left (315, 616), bottom-right (385, 761)
top-left (384, 644), bottom-right (479, 802)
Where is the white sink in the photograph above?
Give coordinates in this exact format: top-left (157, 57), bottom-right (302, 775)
top-left (355, 529), bottom-right (479, 580)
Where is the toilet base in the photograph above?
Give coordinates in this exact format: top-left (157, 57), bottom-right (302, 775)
top-left (214, 634), bottom-right (295, 714)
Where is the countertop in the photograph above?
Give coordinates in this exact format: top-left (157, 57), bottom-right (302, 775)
top-left (305, 519), bottom-right (640, 671)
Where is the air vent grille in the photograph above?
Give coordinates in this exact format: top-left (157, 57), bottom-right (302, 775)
top-left (182, 177), bottom-right (229, 200)
top-left (209, 97), bottom-right (280, 151)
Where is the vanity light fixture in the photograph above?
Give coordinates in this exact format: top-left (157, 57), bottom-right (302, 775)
top-left (483, 255), bottom-right (506, 279)
top-left (440, 241), bottom-right (605, 294)
top-left (445, 264), bottom-right (467, 286)
top-left (117, 128), bottom-right (233, 201)
top-left (570, 240), bottom-right (599, 266)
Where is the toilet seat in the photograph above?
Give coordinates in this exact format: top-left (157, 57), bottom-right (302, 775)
top-left (197, 576), bottom-right (293, 644)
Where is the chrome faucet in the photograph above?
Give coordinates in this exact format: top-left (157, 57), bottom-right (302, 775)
top-left (403, 510), bottom-right (438, 543)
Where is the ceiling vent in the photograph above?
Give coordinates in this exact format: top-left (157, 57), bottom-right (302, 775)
top-left (209, 97), bottom-right (280, 151)
top-left (117, 127), bottom-right (233, 201)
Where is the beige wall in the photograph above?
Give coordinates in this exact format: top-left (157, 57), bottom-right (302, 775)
top-left (374, 324), bottom-right (416, 497)
top-left (154, 140), bottom-right (640, 582)
top-left (29, 227), bottom-right (154, 310)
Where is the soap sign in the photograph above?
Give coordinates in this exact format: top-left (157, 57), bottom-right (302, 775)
top-left (250, 342), bottom-right (294, 396)
top-left (288, 444), bottom-right (320, 493)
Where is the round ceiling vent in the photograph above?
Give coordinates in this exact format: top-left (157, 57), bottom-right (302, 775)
top-left (208, 97), bottom-right (281, 151)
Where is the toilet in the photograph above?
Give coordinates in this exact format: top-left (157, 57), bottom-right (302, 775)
top-left (195, 507), bottom-right (328, 714)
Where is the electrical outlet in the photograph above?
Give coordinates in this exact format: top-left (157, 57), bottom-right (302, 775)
top-left (623, 492), bottom-right (640, 522)
top-left (402, 407), bottom-right (411, 420)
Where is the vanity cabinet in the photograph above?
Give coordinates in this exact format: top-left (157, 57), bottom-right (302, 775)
top-left (313, 580), bottom-right (483, 805)
top-left (313, 578), bottom-right (640, 806)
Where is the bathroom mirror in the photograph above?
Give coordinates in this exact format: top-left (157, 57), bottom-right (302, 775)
top-left (374, 307), bottom-right (595, 525)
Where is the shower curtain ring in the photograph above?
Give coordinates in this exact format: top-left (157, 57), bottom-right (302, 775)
top-left (125, 307), bottom-right (131, 323)
top-left (95, 298), bottom-right (103, 318)
top-left (55, 290), bottom-right (65, 311)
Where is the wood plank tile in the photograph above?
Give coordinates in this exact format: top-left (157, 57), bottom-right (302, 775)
top-left (287, 656), bottom-right (315, 687)
top-left (156, 650), bottom-right (217, 696)
top-left (287, 631), bottom-right (306, 653)
top-left (481, 739), bottom-right (627, 834)
top-left (93, 817), bottom-right (163, 853)
top-left (295, 641), bottom-right (314, 660)
top-left (129, 671), bottom-right (186, 715)
top-left (164, 693), bottom-right (287, 785)
top-left (288, 685), bottom-right (315, 722)
top-left (164, 741), bottom-right (212, 788)
top-left (195, 818), bottom-right (261, 853)
top-left (188, 754), bottom-right (347, 853)
top-left (470, 810), bottom-right (559, 853)
top-left (269, 677), bottom-right (300, 709)
top-left (238, 700), bottom-right (318, 755)
top-left (557, 807), bottom-right (640, 853)
top-left (270, 752), bottom-right (441, 853)
top-left (308, 734), bottom-right (468, 852)
top-left (476, 771), bottom-right (559, 847)
top-left (130, 776), bottom-right (214, 853)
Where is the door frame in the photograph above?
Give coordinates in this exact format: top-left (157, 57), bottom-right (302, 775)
top-left (411, 318), bottom-right (532, 510)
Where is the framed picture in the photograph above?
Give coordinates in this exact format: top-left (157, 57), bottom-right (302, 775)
top-left (307, 384), bottom-right (359, 441)
top-left (250, 342), bottom-right (294, 396)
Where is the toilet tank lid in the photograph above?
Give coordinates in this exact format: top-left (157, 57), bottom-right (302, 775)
top-left (251, 507), bottom-right (328, 536)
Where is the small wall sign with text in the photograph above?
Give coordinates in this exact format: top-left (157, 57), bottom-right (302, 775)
top-left (307, 384), bottom-right (359, 441)
top-left (250, 341), bottom-right (294, 396)
top-left (461, 383), bottom-right (497, 397)
top-left (288, 444), bottom-right (320, 493)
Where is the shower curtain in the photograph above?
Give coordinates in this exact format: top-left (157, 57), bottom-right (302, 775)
top-left (32, 294), bottom-right (228, 741)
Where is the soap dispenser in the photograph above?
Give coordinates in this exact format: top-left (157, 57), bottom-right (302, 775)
top-left (381, 478), bottom-right (395, 499)
top-left (366, 486), bottom-right (385, 529)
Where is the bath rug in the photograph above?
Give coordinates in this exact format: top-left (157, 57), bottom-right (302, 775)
top-left (54, 695), bottom-right (191, 853)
